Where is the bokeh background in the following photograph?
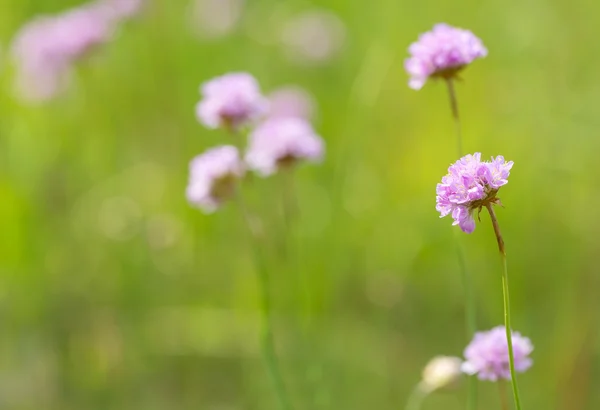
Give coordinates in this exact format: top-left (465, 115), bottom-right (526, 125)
top-left (1, 0), bottom-right (599, 409)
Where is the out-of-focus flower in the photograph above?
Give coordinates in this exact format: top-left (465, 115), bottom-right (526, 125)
top-left (435, 152), bottom-right (513, 233)
top-left (405, 23), bottom-right (487, 90)
top-left (196, 72), bottom-right (269, 131)
top-left (245, 118), bottom-right (324, 176)
top-left (280, 9), bottom-right (345, 65)
top-left (10, 5), bottom-right (113, 102)
top-left (462, 326), bottom-right (533, 381)
top-left (267, 86), bottom-right (316, 121)
top-left (186, 145), bottom-right (245, 212)
top-left (420, 356), bottom-right (463, 393)
top-left (188, 0), bottom-right (244, 39)
top-left (93, 0), bottom-right (145, 22)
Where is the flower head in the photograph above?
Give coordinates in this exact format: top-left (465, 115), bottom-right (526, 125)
top-left (405, 23), bottom-right (487, 90)
top-left (462, 326), bottom-right (533, 381)
top-left (420, 356), bottom-right (463, 393)
top-left (245, 118), bottom-right (324, 176)
top-left (436, 152), bottom-right (513, 233)
top-left (195, 72), bottom-right (269, 131)
top-left (186, 145), bottom-right (245, 212)
top-left (280, 9), bottom-right (346, 66)
top-left (267, 86), bottom-right (316, 121)
top-left (10, 5), bottom-right (113, 102)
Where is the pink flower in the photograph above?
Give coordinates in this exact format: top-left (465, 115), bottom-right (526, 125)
top-left (195, 72), bottom-right (269, 131)
top-left (280, 10), bottom-right (346, 65)
top-left (462, 326), bottom-right (533, 381)
top-left (267, 86), bottom-right (316, 121)
top-left (245, 118), bottom-right (324, 176)
top-left (436, 153), bottom-right (513, 233)
top-left (405, 24), bottom-right (487, 90)
top-left (10, 5), bottom-right (113, 102)
top-left (186, 146), bottom-right (245, 212)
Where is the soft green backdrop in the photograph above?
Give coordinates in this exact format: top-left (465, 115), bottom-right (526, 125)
top-left (1, 0), bottom-right (599, 409)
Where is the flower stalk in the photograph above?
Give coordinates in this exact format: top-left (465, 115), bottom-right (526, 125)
top-left (236, 194), bottom-right (294, 410)
top-left (445, 77), bottom-right (477, 410)
top-left (485, 203), bottom-right (522, 410)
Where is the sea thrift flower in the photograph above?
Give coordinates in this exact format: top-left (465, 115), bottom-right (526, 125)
top-left (186, 145), bottom-right (245, 212)
top-left (188, 0), bottom-right (245, 39)
top-left (462, 326), bottom-right (533, 381)
top-left (267, 86), bottom-right (316, 121)
top-left (93, 0), bottom-right (145, 22)
top-left (420, 356), bottom-right (463, 393)
top-left (280, 9), bottom-right (346, 65)
top-left (405, 23), bottom-right (487, 90)
top-left (10, 5), bottom-right (113, 102)
top-left (245, 118), bottom-right (324, 176)
top-left (196, 72), bottom-right (269, 131)
top-left (436, 153), bottom-right (513, 233)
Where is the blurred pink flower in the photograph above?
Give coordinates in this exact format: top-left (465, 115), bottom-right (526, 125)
top-left (186, 145), bottom-right (245, 212)
top-left (196, 72), bottom-right (269, 131)
top-left (245, 118), bottom-right (324, 176)
top-left (280, 9), bottom-right (346, 65)
top-left (462, 326), bottom-right (533, 381)
top-left (93, 0), bottom-right (145, 22)
top-left (10, 5), bottom-right (114, 102)
top-left (267, 86), bottom-right (316, 121)
top-left (188, 0), bottom-right (244, 39)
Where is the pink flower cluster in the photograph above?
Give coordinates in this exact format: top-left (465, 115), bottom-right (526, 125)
top-left (436, 153), bottom-right (513, 233)
top-left (188, 72), bottom-right (324, 212)
top-left (10, 0), bottom-right (143, 102)
top-left (186, 146), bottom-right (245, 212)
top-left (196, 72), bottom-right (269, 131)
top-left (462, 326), bottom-right (533, 381)
top-left (405, 23), bottom-right (487, 90)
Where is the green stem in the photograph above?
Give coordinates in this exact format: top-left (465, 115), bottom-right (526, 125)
top-left (405, 385), bottom-right (427, 410)
top-left (446, 77), bottom-right (477, 410)
top-left (485, 203), bottom-right (522, 410)
top-left (236, 195), bottom-right (294, 410)
top-left (445, 78), bottom-right (463, 155)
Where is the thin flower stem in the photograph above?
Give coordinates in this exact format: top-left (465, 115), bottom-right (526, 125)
top-left (236, 194), bottom-right (294, 410)
top-left (445, 77), bottom-right (477, 410)
top-left (445, 78), bottom-right (463, 155)
top-left (485, 203), bottom-right (522, 410)
top-left (498, 379), bottom-right (510, 410)
top-left (404, 385), bottom-right (427, 410)
top-left (280, 169), bottom-right (297, 232)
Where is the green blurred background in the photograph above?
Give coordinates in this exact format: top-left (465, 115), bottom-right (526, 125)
top-left (1, 0), bottom-right (599, 409)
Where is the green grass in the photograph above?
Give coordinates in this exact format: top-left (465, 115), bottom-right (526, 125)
top-left (1, 0), bottom-right (600, 409)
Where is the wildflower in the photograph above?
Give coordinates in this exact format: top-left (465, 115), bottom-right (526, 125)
top-left (93, 0), bottom-right (145, 22)
top-left (280, 9), bottom-right (346, 65)
top-left (10, 5), bottom-right (113, 102)
top-left (267, 86), bottom-right (316, 121)
top-left (405, 23), bottom-right (487, 90)
top-left (188, 0), bottom-right (244, 40)
top-left (420, 356), bottom-right (463, 393)
top-left (435, 153), bottom-right (513, 233)
top-left (186, 145), bottom-right (245, 212)
top-left (195, 72), bottom-right (269, 131)
top-left (462, 326), bottom-right (533, 381)
top-left (245, 118), bottom-right (324, 176)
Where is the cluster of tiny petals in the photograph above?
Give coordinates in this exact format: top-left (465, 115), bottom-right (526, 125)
top-left (405, 23), bottom-right (487, 90)
top-left (436, 152), bottom-right (513, 233)
top-left (196, 72), bottom-right (269, 131)
top-left (462, 326), bottom-right (533, 381)
top-left (186, 145), bottom-right (245, 213)
top-left (245, 117), bottom-right (324, 176)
